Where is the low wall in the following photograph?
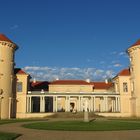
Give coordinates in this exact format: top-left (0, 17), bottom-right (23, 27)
top-left (96, 112), bottom-right (131, 117)
top-left (16, 112), bottom-right (54, 119)
top-left (16, 112), bottom-right (132, 119)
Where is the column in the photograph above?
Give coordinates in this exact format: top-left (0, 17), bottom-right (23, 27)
top-left (111, 99), bottom-right (113, 112)
top-left (53, 96), bottom-right (56, 112)
top-left (55, 96), bottom-right (58, 112)
top-left (90, 97), bottom-right (93, 112)
top-left (8, 97), bottom-right (12, 119)
top-left (118, 97), bottom-right (121, 112)
top-left (101, 97), bottom-right (103, 112)
top-left (81, 97), bottom-right (84, 111)
top-left (26, 97), bottom-right (29, 113)
top-left (40, 96), bottom-right (43, 112)
top-left (102, 97), bottom-right (104, 112)
top-left (29, 97), bottom-right (32, 113)
top-left (67, 96), bottom-right (70, 112)
top-left (78, 96), bottom-right (81, 112)
top-left (100, 97), bottom-right (103, 112)
top-left (112, 99), bottom-right (115, 112)
top-left (115, 97), bottom-right (118, 112)
top-left (104, 96), bottom-right (108, 112)
top-left (88, 98), bottom-right (90, 112)
top-left (65, 96), bottom-right (68, 112)
top-left (42, 96), bottom-right (45, 112)
top-left (40, 96), bottom-right (45, 112)
top-left (65, 96), bottom-right (70, 112)
top-left (93, 97), bottom-right (96, 112)
top-left (113, 98), bottom-right (116, 112)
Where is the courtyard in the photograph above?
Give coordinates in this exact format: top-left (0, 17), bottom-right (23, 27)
top-left (1, 115), bottom-right (140, 140)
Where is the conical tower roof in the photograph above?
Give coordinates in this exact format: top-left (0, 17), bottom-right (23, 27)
top-left (0, 34), bottom-right (13, 43)
top-left (127, 39), bottom-right (140, 53)
top-left (131, 39), bottom-right (140, 47)
top-left (0, 34), bottom-right (18, 50)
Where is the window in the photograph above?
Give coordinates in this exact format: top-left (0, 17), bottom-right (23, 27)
top-left (123, 82), bottom-right (128, 92)
top-left (17, 82), bottom-right (23, 92)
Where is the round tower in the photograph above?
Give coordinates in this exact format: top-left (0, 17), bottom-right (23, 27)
top-left (0, 34), bottom-right (18, 119)
top-left (127, 39), bottom-right (140, 117)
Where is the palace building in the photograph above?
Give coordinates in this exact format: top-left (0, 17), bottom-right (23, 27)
top-left (0, 34), bottom-right (140, 119)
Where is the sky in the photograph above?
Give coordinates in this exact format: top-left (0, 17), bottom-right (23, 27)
top-left (1, 0), bottom-right (140, 81)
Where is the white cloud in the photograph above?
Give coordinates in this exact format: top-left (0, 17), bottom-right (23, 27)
top-left (119, 52), bottom-right (126, 56)
top-left (110, 51), bottom-right (127, 57)
top-left (111, 60), bottom-right (118, 64)
top-left (110, 51), bottom-right (117, 55)
top-left (100, 61), bottom-right (105, 64)
top-left (10, 24), bottom-right (19, 30)
top-left (87, 58), bottom-right (95, 63)
top-left (23, 66), bottom-right (116, 81)
top-left (113, 63), bottom-right (122, 67)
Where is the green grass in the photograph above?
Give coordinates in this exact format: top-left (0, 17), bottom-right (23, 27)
top-left (0, 119), bottom-right (38, 140)
top-left (0, 132), bottom-right (21, 140)
top-left (23, 120), bottom-right (140, 131)
top-left (0, 118), bottom-right (45, 125)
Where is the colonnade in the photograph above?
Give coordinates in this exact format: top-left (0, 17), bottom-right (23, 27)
top-left (26, 95), bottom-right (121, 113)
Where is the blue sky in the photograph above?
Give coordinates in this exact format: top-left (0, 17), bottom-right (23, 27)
top-left (1, 0), bottom-right (140, 81)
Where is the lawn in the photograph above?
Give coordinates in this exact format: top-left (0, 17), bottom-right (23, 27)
top-left (23, 119), bottom-right (140, 131)
top-left (0, 119), bottom-right (38, 125)
top-left (0, 119), bottom-right (36, 140)
top-left (0, 132), bottom-right (21, 140)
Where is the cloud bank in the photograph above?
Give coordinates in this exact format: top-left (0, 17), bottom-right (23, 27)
top-left (23, 66), bottom-right (115, 81)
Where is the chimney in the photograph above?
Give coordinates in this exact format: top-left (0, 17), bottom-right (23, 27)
top-left (86, 79), bottom-right (90, 83)
top-left (33, 78), bottom-right (36, 83)
top-left (56, 78), bottom-right (59, 81)
top-left (105, 79), bottom-right (108, 84)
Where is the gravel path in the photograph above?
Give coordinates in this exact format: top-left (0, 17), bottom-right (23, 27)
top-left (0, 120), bottom-right (140, 140)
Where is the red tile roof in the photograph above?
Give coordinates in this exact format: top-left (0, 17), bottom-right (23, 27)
top-left (14, 68), bottom-right (27, 75)
top-left (50, 80), bottom-right (92, 85)
top-left (91, 82), bottom-right (113, 89)
top-left (118, 68), bottom-right (130, 76)
top-left (31, 81), bottom-right (49, 91)
top-left (0, 34), bottom-right (13, 43)
top-left (50, 80), bottom-right (113, 89)
top-left (131, 39), bottom-right (140, 47)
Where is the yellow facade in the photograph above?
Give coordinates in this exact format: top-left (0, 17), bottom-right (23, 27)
top-left (16, 73), bottom-right (29, 118)
top-left (49, 85), bottom-right (93, 93)
top-left (1, 34), bottom-right (140, 119)
top-left (113, 75), bottom-right (131, 116)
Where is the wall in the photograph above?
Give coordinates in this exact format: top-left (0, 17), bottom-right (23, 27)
top-left (114, 76), bottom-right (131, 116)
top-left (49, 85), bottom-right (93, 93)
top-left (128, 46), bottom-right (140, 116)
top-left (0, 42), bottom-right (16, 119)
top-left (16, 74), bottom-right (29, 118)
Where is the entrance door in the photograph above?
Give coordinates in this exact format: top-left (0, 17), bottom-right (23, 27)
top-left (70, 102), bottom-right (75, 112)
